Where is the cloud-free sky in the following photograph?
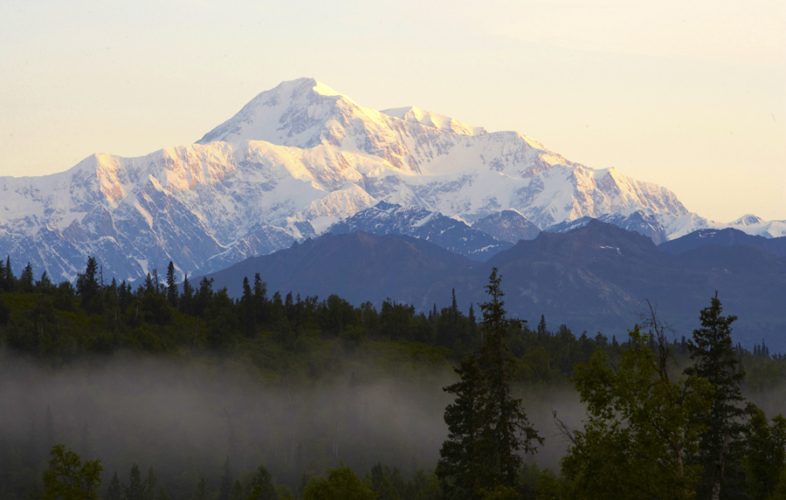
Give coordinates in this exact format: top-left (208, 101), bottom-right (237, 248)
top-left (1, 0), bottom-right (784, 222)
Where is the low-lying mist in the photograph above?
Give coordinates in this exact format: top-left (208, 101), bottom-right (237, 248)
top-left (0, 350), bottom-right (582, 494)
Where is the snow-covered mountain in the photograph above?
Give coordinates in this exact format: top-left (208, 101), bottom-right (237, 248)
top-left (471, 210), bottom-right (541, 243)
top-left (329, 201), bottom-right (512, 260)
top-left (546, 210), bottom-right (669, 245)
top-left (1, 77), bottom-right (780, 282)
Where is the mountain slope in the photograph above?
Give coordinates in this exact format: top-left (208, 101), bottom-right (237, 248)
top-left (471, 210), bottom-right (541, 243)
top-left (1, 77), bottom-right (774, 282)
top-left (202, 231), bottom-right (474, 304)
top-left (328, 202), bottom-right (512, 260)
top-left (545, 210), bottom-right (669, 244)
top-left (204, 221), bottom-right (786, 350)
top-left (660, 228), bottom-right (786, 257)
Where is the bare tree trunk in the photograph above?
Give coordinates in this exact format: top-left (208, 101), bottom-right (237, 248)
top-left (711, 431), bottom-right (730, 500)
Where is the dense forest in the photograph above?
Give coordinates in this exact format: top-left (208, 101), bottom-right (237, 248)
top-left (2, 256), bottom-right (786, 500)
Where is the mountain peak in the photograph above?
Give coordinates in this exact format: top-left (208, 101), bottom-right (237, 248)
top-left (196, 78), bottom-right (355, 146)
top-left (731, 214), bottom-right (765, 226)
top-left (380, 106), bottom-right (485, 136)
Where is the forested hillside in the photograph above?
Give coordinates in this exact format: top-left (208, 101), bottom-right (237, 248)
top-left (2, 256), bottom-right (786, 500)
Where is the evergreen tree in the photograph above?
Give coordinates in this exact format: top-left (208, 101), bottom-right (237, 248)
top-left (537, 315), bottom-right (547, 337)
top-left (253, 274), bottom-right (267, 325)
top-left (437, 268), bottom-right (541, 497)
top-left (76, 257), bottom-right (101, 314)
top-left (436, 355), bottom-right (487, 500)
top-left (229, 481), bottom-right (243, 500)
top-left (144, 467), bottom-right (158, 500)
top-left (451, 289), bottom-right (458, 325)
top-left (241, 277), bottom-right (256, 338)
top-left (125, 464), bottom-right (144, 500)
top-left (248, 465), bottom-right (277, 500)
top-left (151, 269), bottom-right (161, 295)
top-left (37, 271), bottom-right (53, 292)
top-left (106, 473), bottom-right (123, 500)
top-left (684, 293), bottom-right (747, 500)
top-left (19, 263), bottom-right (34, 293)
top-left (165, 262), bottom-right (178, 307)
top-left (4, 256), bottom-right (14, 291)
top-left (144, 273), bottom-right (155, 295)
top-left (180, 273), bottom-right (193, 314)
top-left (477, 268), bottom-right (541, 486)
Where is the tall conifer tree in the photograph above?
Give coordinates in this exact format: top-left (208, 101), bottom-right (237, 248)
top-left (166, 262), bottom-right (178, 307)
top-left (437, 268), bottom-right (541, 497)
top-left (685, 292), bottom-right (747, 500)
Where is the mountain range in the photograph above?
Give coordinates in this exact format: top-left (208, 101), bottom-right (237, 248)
top-left (202, 220), bottom-right (786, 350)
top-left (5, 78), bottom-right (784, 283)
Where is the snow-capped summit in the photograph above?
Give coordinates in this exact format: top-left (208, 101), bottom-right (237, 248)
top-left (732, 214), bottom-right (765, 226)
top-left (380, 106), bottom-right (486, 136)
top-left (1, 78), bottom-right (779, 283)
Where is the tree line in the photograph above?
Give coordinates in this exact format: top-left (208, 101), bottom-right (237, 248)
top-left (4, 256), bottom-right (786, 499)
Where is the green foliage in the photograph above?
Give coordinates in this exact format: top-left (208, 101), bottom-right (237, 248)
top-left (248, 465), bottom-right (277, 500)
top-left (745, 407), bottom-right (786, 500)
top-left (437, 268), bottom-right (541, 499)
top-left (436, 355), bottom-right (487, 500)
top-left (478, 484), bottom-right (522, 500)
top-left (42, 445), bottom-right (103, 500)
top-left (302, 463), bottom-right (377, 500)
top-left (5, 257), bottom-right (786, 500)
top-left (685, 293), bottom-right (748, 499)
top-left (560, 325), bottom-right (714, 500)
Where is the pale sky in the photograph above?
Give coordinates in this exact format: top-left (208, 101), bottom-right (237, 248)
top-left (1, 0), bottom-right (784, 222)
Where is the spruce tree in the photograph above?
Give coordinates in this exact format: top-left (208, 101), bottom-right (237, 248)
top-left (166, 262), bottom-right (178, 307)
top-left (437, 268), bottom-right (541, 497)
top-left (253, 274), bottom-right (267, 325)
top-left (684, 292), bottom-right (747, 500)
top-left (19, 263), bottom-right (34, 293)
top-left (181, 273), bottom-right (193, 314)
top-left (106, 472), bottom-right (123, 500)
top-left (537, 315), bottom-right (547, 338)
top-left (4, 256), bottom-right (14, 291)
top-left (144, 467), bottom-right (158, 500)
top-left (76, 257), bottom-right (101, 314)
top-left (477, 268), bottom-right (541, 485)
top-left (436, 355), bottom-right (487, 500)
top-left (241, 277), bottom-right (256, 338)
top-left (37, 271), bottom-right (53, 292)
top-left (229, 481), bottom-right (243, 500)
top-left (249, 465), bottom-right (277, 500)
top-left (125, 464), bottom-right (144, 500)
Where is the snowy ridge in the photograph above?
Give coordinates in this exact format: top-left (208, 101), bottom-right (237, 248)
top-left (328, 202), bottom-right (512, 260)
top-left (1, 78), bottom-right (778, 282)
